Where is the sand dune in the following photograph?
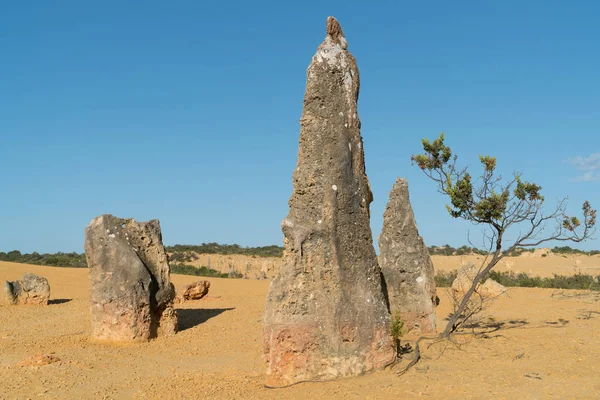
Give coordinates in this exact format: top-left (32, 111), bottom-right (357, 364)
top-left (1, 260), bottom-right (599, 398)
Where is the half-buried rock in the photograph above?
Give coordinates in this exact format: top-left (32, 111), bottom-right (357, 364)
top-left (263, 17), bottom-right (396, 387)
top-left (85, 214), bottom-right (177, 342)
top-left (379, 178), bottom-right (437, 334)
top-left (3, 273), bottom-right (50, 305)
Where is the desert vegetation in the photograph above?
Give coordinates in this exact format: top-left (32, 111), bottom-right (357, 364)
top-left (166, 243), bottom-right (283, 258)
top-left (0, 243), bottom-right (282, 269)
top-left (427, 244), bottom-right (600, 257)
top-left (2, 245), bottom-right (598, 283)
top-left (0, 250), bottom-right (87, 268)
top-left (400, 132), bottom-right (597, 375)
top-left (435, 269), bottom-right (600, 291)
top-left (170, 263), bottom-right (244, 278)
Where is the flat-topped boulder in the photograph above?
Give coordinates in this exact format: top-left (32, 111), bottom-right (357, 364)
top-left (85, 214), bottom-right (177, 342)
top-left (262, 16), bottom-right (396, 388)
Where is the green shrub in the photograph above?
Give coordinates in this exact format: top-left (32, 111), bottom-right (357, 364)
top-left (434, 270), bottom-right (458, 287)
top-left (390, 312), bottom-right (405, 354)
top-left (170, 263), bottom-right (232, 278)
top-left (0, 251), bottom-right (87, 268)
top-left (504, 247), bottom-right (535, 257)
top-left (165, 243), bottom-right (283, 257)
top-left (434, 269), bottom-right (600, 291)
top-left (428, 245), bottom-right (488, 256)
top-left (486, 271), bottom-right (599, 290)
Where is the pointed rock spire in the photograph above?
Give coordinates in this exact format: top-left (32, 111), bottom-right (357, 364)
top-left (379, 178), bottom-right (437, 334)
top-left (262, 17), bottom-right (395, 388)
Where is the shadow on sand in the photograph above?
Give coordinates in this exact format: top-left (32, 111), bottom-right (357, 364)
top-left (177, 307), bottom-right (235, 331)
top-left (444, 316), bottom-right (572, 340)
top-left (465, 318), bottom-right (529, 334)
top-left (49, 299), bottom-right (72, 305)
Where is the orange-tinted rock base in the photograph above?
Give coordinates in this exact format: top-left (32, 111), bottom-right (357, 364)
top-left (263, 324), bottom-right (396, 387)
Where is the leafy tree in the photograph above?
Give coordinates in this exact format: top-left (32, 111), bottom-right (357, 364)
top-left (6, 250), bottom-right (22, 261)
top-left (411, 133), bottom-right (596, 337)
top-left (398, 133), bottom-right (596, 375)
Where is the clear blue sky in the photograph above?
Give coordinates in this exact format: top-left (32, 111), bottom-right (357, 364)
top-left (1, 0), bottom-right (598, 253)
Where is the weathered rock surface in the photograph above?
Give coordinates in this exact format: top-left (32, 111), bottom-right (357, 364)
top-left (452, 263), bottom-right (508, 298)
top-left (451, 263), bottom-right (481, 295)
top-left (379, 178), bottom-right (437, 334)
top-left (479, 279), bottom-right (508, 298)
top-left (85, 214), bottom-right (177, 342)
top-left (262, 17), bottom-right (396, 387)
top-left (451, 264), bottom-right (507, 298)
top-left (176, 280), bottom-right (210, 302)
top-left (2, 273), bottom-right (50, 305)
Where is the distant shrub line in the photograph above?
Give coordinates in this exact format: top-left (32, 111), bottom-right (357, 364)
top-left (166, 243), bottom-right (283, 257)
top-left (0, 250), bottom-right (87, 268)
top-left (435, 270), bottom-right (600, 291)
top-left (428, 245), bottom-right (600, 257)
top-left (170, 263), bottom-right (244, 278)
top-left (1, 243), bottom-right (598, 275)
top-left (428, 245), bottom-right (489, 256)
top-left (0, 243), bottom-right (284, 269)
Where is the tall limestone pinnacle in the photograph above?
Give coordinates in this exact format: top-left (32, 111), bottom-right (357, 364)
top-left (262, 17), bottom-right (396, 387)
top-left (379, 178), bottom-right (437, 334)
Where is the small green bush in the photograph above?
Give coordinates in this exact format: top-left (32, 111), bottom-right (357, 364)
top-left (503, 247), bottom-right (535, 257)
top-left (435, 269), bottom-right (600, 291)
top-left (170, 263), bottom-right (231, 278)
top-left (0, 251), bottom-right (87, 268)
top-left (165, 243), bottom-right (283, 257)
top-left (434, 270), bottom-right (458, 287)
top-left (390, 312), bottom-right (405, 354)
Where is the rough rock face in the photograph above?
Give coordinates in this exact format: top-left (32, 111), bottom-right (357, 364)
top-left (2, 273), bottom-right (50, 305)
top-left (479, 279), bottom-right (508, 298)
top-left (262, 17), bottom-right (396, 387)
top-left (85, 214), bottom-right (177, 342)
top-left (451, 263), bottom-right (479, 295)
top-left (379, 178), bottom-right (437, 334)
top-left (452, 264), bottom-right (508, 299)
top-left (176, 280), bottom-right (210, 302)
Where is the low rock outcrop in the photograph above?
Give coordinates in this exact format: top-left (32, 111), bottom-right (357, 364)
top-left (451, 263), bottom-right (507, 298)
top-left (85, 214), bottom-right (177, 342)
top-left (479, 279), bottom-right (508, 298)
top-left (451, 263), bottom-right (480, 295)
top-left (3, 273), bottom-right (50, 305)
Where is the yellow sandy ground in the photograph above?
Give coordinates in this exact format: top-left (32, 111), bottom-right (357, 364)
top-left (1, 261), bottom-right (599, 399)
